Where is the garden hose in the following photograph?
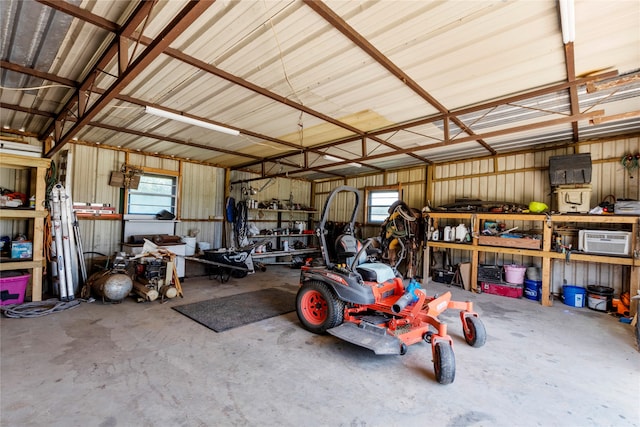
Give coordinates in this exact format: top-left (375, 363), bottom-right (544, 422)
top-left (0, 298), bottom-right (82, 318)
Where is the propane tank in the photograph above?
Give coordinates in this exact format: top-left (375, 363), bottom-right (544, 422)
top-left (88, 271), bottom-right (133, 303)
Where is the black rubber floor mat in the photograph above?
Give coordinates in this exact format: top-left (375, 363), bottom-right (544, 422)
top-left (172, 287), bottom-right (297, 332)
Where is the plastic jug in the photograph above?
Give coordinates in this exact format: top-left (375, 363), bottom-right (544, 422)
top-left (443, 226), bottom-right (453, 242)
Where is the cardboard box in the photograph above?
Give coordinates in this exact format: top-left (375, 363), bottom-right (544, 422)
top-left (10, 241), bottom-right (32, 259)
top-left (480, 281), bottom-right (523, 298)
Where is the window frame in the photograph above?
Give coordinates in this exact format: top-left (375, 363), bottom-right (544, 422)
top-left (364, 185), bottom-right (402, 225)
top-left (125, 169), bottom-right (180, 216)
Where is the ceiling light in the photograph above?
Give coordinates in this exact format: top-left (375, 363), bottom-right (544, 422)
top-left (559, 0), bottom-right (575, 44)
top-left (145, 106), bottom-right (239, 136)
top-left (323, 154), bottom-right (342, 162)
top-left (323, 154), bottom-right (361, 167)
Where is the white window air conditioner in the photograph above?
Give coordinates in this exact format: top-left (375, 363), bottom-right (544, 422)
top-left (578, 230), bottom-right (631, 256)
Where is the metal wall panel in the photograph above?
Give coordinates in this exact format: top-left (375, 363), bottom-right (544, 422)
top-left (312, 136), bottom-right (638, 295)
top-left (180, 162), bottom-right (225, 220)
top-left (127, 154), bottom-right (180, 172)
top-left (68, 144), bottom-right (124, 207)
top-left (429, 137), bottom-right (640, 295)
top-left (60, 145), bottom-right (122, 256)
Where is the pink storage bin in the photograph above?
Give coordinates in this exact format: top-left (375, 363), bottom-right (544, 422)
top-left (0, 273), bottom-right (30, 305)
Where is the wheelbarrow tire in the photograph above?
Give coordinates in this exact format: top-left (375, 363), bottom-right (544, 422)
top-left (464, 316), bottom-right (487, 348)
top-left (433, 342), bottom-right (455, 385)
top-left (296, 280), bottom-right (344, 334)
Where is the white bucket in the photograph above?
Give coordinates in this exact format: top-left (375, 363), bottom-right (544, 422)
top-left (198, 242), bottom-right (211, 252)
top-left (526, 267), bottom-right (541, 281)
top-left (182, 236), bottom-right (197, 256)
top-left (587, 293), bottom-right (608, 311)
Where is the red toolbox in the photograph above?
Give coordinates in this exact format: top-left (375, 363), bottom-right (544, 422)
top-left (480, 281), bottom-right (523, 298)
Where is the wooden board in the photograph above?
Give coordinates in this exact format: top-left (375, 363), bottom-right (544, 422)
top-left (478, 235), bottom-right (541, 250)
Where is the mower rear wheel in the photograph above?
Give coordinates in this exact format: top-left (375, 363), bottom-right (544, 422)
top-left (433, 342), bottom-right (455, 385)
top-left (464, 316), bottom-right (487, 348)
top-left (296, 281), bottom-right (344, 334)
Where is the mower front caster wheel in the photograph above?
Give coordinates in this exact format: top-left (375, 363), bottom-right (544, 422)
top-left (463, 316), bottom-right (487, 348)
top-left (433, 342), bottom-right (456, 385)
top-left (400, 343), bottom-right (408, 355)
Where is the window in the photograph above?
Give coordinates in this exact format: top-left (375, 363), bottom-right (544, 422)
top-left (367, 188), bottom-right (400, 223)
top-left (127, 174), bottom-right (177, 215)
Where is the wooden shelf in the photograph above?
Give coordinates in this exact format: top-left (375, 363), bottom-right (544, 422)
top-left (0, 154), bottom-right (51, 302)
top-left (0, 259), bottom-right (45, 270)
top-left (425, 212), bottom-right (640, 308)
top-left (0, 209), bottom-right (49, 219)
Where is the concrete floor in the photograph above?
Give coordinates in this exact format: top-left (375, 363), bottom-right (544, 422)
top-left (1, 266), bottom-right (639, 427)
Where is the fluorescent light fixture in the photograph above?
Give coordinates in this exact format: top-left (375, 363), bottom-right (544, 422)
top-left (323, 154), bottom-right (362, 168)
top-left (145, 106), bottom-right (239, 136)
top-left (323, 154), bottom-right (342, 162)
top-left (559, 0), bottom-right (575, 44)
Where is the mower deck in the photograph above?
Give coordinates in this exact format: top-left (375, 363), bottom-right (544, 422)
top-left (328, 322), bottom-right (404, 355)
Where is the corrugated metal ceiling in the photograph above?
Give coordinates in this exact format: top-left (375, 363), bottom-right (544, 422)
top-left (1, 0), bottom-right (638, 182)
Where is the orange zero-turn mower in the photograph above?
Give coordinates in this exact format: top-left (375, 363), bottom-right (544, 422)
top-left (295, 186), bottom-right (486, 384)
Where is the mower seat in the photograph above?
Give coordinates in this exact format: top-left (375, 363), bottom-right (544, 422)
top-left (356, 263), bottom-right (396, 283)
top-left (335, 234), bottom-right (366, 266)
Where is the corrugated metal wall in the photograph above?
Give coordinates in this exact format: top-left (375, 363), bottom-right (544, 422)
top-left (313, 136), bottom-right (640, 296)
top-left (313, 166), bottom-right (427, 237)
top-left (431, 136), bottom-right (640, 295)
top-left (177, 162), bottom-right (226, 249)
top-left (230, 171), bottom-right (314, 240)
top-left (67, 144), bottom-right (124, 257)
top-left (62, 145), bottom-right (229, 256)
top-left (17, 135), bottom-right (635, 295)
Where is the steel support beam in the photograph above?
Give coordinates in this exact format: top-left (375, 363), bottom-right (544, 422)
top-left (38, 0), bottom-right (156, 142)
top-left (44, 1), bottom-right (214, 158)
top-left (304, 0), bottom-right (495, 155)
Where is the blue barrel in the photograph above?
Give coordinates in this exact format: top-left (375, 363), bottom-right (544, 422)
top-left (524, 279), bottom-right (542, 301)
top-left (563, 285), bottom-right (586, 307)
